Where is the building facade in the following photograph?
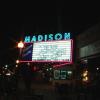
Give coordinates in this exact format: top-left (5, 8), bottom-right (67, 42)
top-left (76, 23), bottom-right (100, 84)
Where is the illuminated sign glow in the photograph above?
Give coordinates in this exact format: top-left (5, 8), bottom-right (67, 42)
top-left (32, 40), bottom-right (73, 62)
top-left (54, 70), bottom-right (73, 80)
top-left (24, 33), bottom-right (71, 42)
top-left (20, 39), bottom-right (73, 63)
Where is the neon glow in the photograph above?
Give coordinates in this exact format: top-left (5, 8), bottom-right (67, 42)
top-left (53, 62), bottom-right (71, 68)
top-left (54, 70), bottom-right (72, 80)
top-left (24, 33), bottom-right (71, 42)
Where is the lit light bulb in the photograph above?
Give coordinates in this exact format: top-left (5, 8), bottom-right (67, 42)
top-left (96, 67), bottom-right (99, 70)
top-left (18, 41), bottom-right (24, 48)
top-left (16, 60), bottom-right (19, 64)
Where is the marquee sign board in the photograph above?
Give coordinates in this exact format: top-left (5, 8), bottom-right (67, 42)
top-left (20, 39), bottom-right (73, 63)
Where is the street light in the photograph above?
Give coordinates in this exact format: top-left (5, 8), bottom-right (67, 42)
top-left (18, 41), bottom-right (24, 49)
top-left (16, 59), bottom-right (20, 64)
top-left (17, 41), bottom-right (24, 58)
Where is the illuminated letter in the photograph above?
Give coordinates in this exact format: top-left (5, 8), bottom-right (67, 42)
top-left (64, 33), bottom-right (70, 39)
top-left (31, 36), bottom-right (36, 42)
top-left (44, 34), bottom-right (48, 41)
top-left (24, 36), bottom-right (30, 42)
top-left (38, 35), bottom-right (43, 41)
top-left (48, 34), bottom-right (53, 40)
top-left (55, 33), bottom-right (62, 40)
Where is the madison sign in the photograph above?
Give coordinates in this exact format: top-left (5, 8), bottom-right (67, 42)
top-left (24, 33), bottom-right (71, 42)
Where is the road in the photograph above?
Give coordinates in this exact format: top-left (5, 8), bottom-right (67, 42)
top-left (0, 80), bottom-right (96, 100)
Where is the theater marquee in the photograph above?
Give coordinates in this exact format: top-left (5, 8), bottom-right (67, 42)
top-left (20, 40), bottom-right (73, 63)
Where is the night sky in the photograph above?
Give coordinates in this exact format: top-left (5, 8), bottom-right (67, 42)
top-left (0, 3), bottom-right (100, 66)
